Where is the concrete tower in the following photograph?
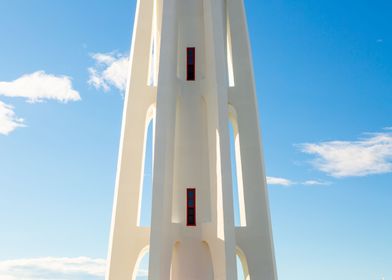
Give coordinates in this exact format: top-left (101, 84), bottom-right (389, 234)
top-left (106, 0), bottom-right (277, 279)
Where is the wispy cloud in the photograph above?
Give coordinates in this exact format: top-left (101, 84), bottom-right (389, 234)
top-left (302, 180), bottom-right (331, 186)
top-left (299, 128), bottom-right (392, 177)
top-left (266, 176), bottom-right (293, 186)
top-left (0, 257), bottom-right (105, 280)
top-left (267, 176), bottom-right (330, 187)
top-left (0, 257), bottom-right (150, 280)
top-left (0, 101), bottom-right (25, 135)
top-left (0, 71), bottom-right (80, 103)
top-left (88, 52), bottom-right (129, 92)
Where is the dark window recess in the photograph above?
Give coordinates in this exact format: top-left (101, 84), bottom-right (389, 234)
top-left (187, 188), bottom-right (196, 226)
top-left (187, 48), bottom-right (196, 81)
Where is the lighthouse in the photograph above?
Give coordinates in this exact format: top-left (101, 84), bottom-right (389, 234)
top-left (106, 0), bottom-right (278, 279)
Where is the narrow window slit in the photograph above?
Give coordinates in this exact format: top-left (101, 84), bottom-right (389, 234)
top-left (186, 188), bottom-right (196, 226)
top-left (186, 47), bottom-right (196, 81)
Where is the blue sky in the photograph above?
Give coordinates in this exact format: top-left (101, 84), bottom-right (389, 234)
top-left (0, 0), bottom-right (391, 279)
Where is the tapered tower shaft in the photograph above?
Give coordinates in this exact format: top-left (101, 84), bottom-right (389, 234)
top-left (106, 0), bottom-right (278, 279)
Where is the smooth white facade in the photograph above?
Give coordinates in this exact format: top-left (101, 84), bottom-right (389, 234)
top-left (106, 0), bottom-right (278, 279)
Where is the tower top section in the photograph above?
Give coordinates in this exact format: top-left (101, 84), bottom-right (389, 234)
top-left (127, 0), bottom-right (255, 95)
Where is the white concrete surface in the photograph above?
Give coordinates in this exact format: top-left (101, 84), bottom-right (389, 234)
top-left (106, 0), bottom-right (278, 279)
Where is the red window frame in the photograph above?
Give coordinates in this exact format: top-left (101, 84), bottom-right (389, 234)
top-left (186, 47), bottom-right (196, 81)
top-left (186, 188), bottom-right (196, 226)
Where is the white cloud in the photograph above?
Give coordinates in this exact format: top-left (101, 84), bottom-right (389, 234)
top-left (0, 257), bottom-right (105, 280)
top-left (0, 257), bottom-right (150, 280)
top-left (299, 129), bottom-right (392, 177)
top-left (302, 180), bottom-right (331, 186)
top-left (0, 71), bottom-right (80, 135)
top-left (0, 101), bottom-right (25, 135)
top-left (0, 71), bottom-right (80, 103)
top-left (266, 176), bottom-right (331, 187)
top-left (88, 52), bottom-right (129, 92)
top-left (266, 176), bottom-right (293, 186)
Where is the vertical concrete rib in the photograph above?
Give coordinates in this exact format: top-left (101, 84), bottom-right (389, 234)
top-left (106, 0), bottom-right (155, 279)
top-left (203, 0), bottom-right (237, 279)
top-left (148, 0), bottom-right (179, 279)
top-left (227, 0), bottom-right (278, 279)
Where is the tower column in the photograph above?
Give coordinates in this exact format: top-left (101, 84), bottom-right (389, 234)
top-left (106, 0), bottom-right (155, 279)
top-left (202, 0), bottom-right (237, 278)
top-left (228, 0), bottom-right (278, 279)
top-left (148, 0), bottom-right (179, 279)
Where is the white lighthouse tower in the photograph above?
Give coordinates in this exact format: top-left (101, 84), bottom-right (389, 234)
top-left (106, 0), bottom-right (278, 279)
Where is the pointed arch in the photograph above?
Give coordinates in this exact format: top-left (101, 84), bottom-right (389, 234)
top-left (236, 247), bottom-right (250, 280)
top-left (137, 104), bottom-right (156, 227)
top-left (228, 104), bottom-right (247, 227)
top-left (132, 245), bottom-right (150, 280)
top-left (171, 241), bottom-right (214, 279)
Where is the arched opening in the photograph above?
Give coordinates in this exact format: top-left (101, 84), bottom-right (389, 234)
top-left (229, 121), bottom-right (241, 227)
top-left (228, 105), bottom-right (246, 227)
top-left (171, 241), bottom-right (214, 279)
top-left (236, 247), bottom-right (250, 280)
top-left (237, 255), bottom-right (245, 280)
top-left (137, 105), bottom-right (156, 227)
top-left (132, 246), bottom-right (150, 280)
